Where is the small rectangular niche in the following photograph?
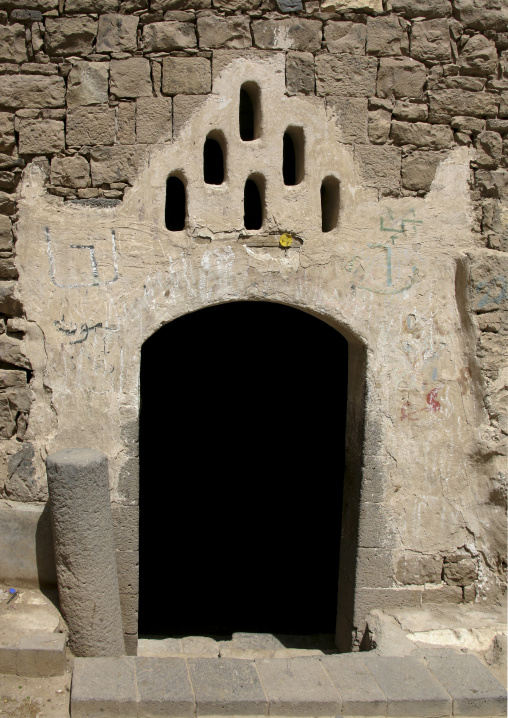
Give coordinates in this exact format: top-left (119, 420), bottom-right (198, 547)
top-left (283, 127), bottom-right (305, 186)
top-left (165, 174), bottom-right (186, 231)
top-left (204, 131), bottom-right (226, 185)
top-left (321, 175), bottom-right (340, 233)
top-left (244, 174), bottom-right (265, 230)
top-left (239, 82), bottom-right (261, 142)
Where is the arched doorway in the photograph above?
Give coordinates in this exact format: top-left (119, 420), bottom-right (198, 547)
top-left (138, 302), bottom-right (349, 638)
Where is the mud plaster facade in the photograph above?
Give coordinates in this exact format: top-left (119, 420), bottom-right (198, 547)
top-left (0, 0), bottom-right (506, 655)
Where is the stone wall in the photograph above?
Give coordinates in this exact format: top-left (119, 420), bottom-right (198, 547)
top-left (0, 0), bottom-right (506, 651)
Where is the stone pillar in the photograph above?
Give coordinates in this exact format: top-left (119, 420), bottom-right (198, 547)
top-left (46, 448), bottom-right (125, 657)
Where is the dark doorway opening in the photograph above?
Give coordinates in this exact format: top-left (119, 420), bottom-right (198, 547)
top-left (139, 302), bottom-right (348, 638)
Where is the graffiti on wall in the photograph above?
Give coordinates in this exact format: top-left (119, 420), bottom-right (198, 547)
top-left (46, 228), bottom-right (118, 288)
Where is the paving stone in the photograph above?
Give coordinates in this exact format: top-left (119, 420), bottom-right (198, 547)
top-left (44, 17), bottom-right (97, 56)
top-left (256, 656), bottom-right (340, 716)
top-left (327, 97), bottom-right (368, 144)
top-left (197, 15), bottom-right (251, 50)
top-left (71, 657), bottom-right (137, 717)
top-left (402, 150), bottom-right (444, 191)
top-left (18, 119), bottom-right (64, 154)
top-left (97, 14), bottom-right (139, 53)
top-left (428, 90), bottom-right (499, 122)
top-left (144, 21), bottom-right (197, 51)
top-left (410, 19), bottom-right (451, 62)
top-left (286, 51), bottom-right (315, 94)
top-left (426, 653), bottom-right (506, 715)
top-left (354, 144), bottom-right (401, 192)
top-left (322, 653), bottom-right (387, 716)
top-left (136, 657), bottom-right (195, 716)
top-left (0, 24), bottom-right (27, 63)
top-left (162, 56), bottom-right (210, 95)
top-left (391, 120), bottom-right (453, 149)
top-left (136, 97), bottom-right (172, 143)
top-left (110, 58), bottom-right (152, 99)
top-left (188, 658), bottom-right (268, 716)
top-left (324, 22), bottom-right (366, 55)
top-left (316, 55), bottom-right (377, 97)
top-left (361, 654), bottom-right (452, 717)
top-left (367, 16), bottom-right (408, 57)
top-left (66, 61), bottom-right (109, 108)
top-left (67, 106), bottom-right (116, 147)
top-left (0, 75), bottom-right (65, 109)
top-left (51, 155), bottom-right (90, 188)
top-left (17, 633), bottom-right (66, 676)
top-left (181, 636), bottom-right (219, 656)
top-left (389, 0), bottom-right (452, 17)
top-left (137, 637), bottom-right (182, 657)
top-left (252, 19), bottom-right (322, 53)
top-left (377, 57), bottom-right (426, 99)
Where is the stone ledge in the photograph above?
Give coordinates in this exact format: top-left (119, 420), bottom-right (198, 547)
top-left (69, 652), bottom-right (507, 717)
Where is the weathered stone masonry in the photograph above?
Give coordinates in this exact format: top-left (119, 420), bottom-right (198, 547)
top-left (0, 0), bottom-right (506, 654)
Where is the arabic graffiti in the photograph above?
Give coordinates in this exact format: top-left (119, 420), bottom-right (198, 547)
top-left (46, 228), bottom-right (118, 288)
top-left (54, 318), bottom-right (117, 344)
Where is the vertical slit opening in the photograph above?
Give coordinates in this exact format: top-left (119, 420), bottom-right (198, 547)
top-left (165, 175), bottom-right (186, 231)
top-left (203, 132), bottom-right (225, 185)
top-left (244, 175), bottom-right (264, 230)
top-left (239, 82), bottom-right (260, 141)
top-left (321, 175), bottom-right (340, 233)
top-left (283, 127), bottom-right (304, 186)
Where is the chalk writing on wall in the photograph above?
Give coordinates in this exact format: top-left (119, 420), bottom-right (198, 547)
top-left (475, 276), bottom-right (507, 310)
top-left (46, 228), bottom-right (118, 288)
top-left (54, 318), bottom-right (118, 345)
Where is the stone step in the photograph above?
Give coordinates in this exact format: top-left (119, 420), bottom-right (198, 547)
top-left (70, 652), bottom-right (507, 717)
top-left (0, 631), bottom-right (66, 676)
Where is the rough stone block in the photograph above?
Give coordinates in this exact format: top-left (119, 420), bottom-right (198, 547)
top-left (354, 144), bottom-right (401, 192)
top-left (393, 100), bottom-right (428, 121)
top-left (0, 75), bottom-right (65, 109)
top-left (66, 0), bottom-right (119, 10)
top-left (443, 553), bottom-right (478, 584)
top-left (0, 214), bottom-right (13, 250)
top-left (197, 15), bottom-right (250, 50)
top-left (327, 97), bottom-right (368, 143)
top-left (67, 106), bottom-right (116, 147)
top-left (51, 156), bottom-right (90, 189)
top-left (316, 55), bottom-right (377, 96)
top-left (428, 90), bottom-right (499, 122)
top-left (0, 282), bottom-right (22, 316)
top-left (475, 130), bottom-right (503, 169)
top-left (453, 0), bottom-right (508, 31)
top-left (188, 658), bottom-right (268, 716)
top-left (119, 592), bottom-right (138, 635)
top-left (426, 653), bottom-right (507, 715)
top-left (356, 547), bottom-right (393, 588)
top-left (0, 113), bottom-right (15, 154)
top-left (388, 0), bottom-right (452, 18)
top-left (17, 633), bottom-right (66, 677)
top-left (136, 657), bottom-right (195, 716)
top-left (395, 551), bottom-right (443, 583)
top-left (353, 587), bottom-right (423, 626)
top-left (366, 16), bottom-right (408, 57)
top-left (112, 505), bottom-right (139, 551)
top-left (361, 655), bottom-right (452, 717)
top-left (377, 57), bottom-right (427, 99)
top-left (0, 257), bottom-right (18, 280)
top-left (458, 34), bottom-right (498, 76)
top-left (256, 656), bottom-right (340, 716)
top-left (162, 56), bottom-right (210, 95)
top-left (252, 18), bottom-right (322, 52)
top-left (368, 109), bottom-right (391, 143)
top-left (117, 102), bottom-right (136, 144)
top-left (421, 584), bottom-right (463, 603)
top-left (322, 654), bottom-right (387, 715)
top-left (173, 94), bottom-right (207, 136)
top-left (391, 120), bottom-right (453, 148)
top-left (44, 17), bottom-right (97, 55)
top-left (71, 657), bottom-right (137, 717)
top-left (325, 22), bottom-right (366, 55)
top-left (136, 97), bottom-right (172, 143)
top-left (110, 58), bottom-right (152, 99)
top-left (0, 191), bottom-right (16, 215)
top-left (66, 61), bottom-right (109, 108)
top-left (0, 24), bottom-right (27, 63)
top-left (144, 21), bottom-right (196, 51)
top-left (410, 19), bottom-right (451, 62)
top-left (286, 51), bottom-right (315, 94)
top-left (97, 14), bottom-right (139, 53)
top-left (321, 0), bottom-right (382, 11)
top-left (115, 549), bottom-right (138, 595)
top-left (18, 119), bottom-right (64, 154)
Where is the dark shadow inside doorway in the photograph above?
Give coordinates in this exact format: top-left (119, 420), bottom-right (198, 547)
top-left (139, 302), bottom-right (348, 638)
